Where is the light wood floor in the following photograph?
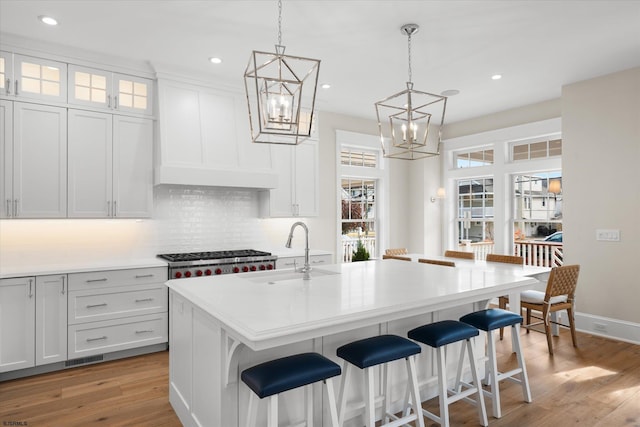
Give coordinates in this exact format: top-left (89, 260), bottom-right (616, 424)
top-left (1, 328), bottom-right (639, 426)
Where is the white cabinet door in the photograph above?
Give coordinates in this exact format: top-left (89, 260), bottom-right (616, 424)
top-left (0, 99), bottom-right (12, 218)
top-left (113, 116), bottom-right (153, 217)
top-left (13, 102), bottom-right (67, 218)
top-left (68, 109), bottom-right (113, 217)
top-left (68, 65), bottom-right (153, 116)
top-left (294, 140), bottom-right (319, 217)
top-left (260, 140), bottom-right (319, 217)
top-left (4, 54), bottom-right (67, 103)
top-left (0, 277), bottom-right (35, 373)
top-left (35, 275), bottom-right (67, 366)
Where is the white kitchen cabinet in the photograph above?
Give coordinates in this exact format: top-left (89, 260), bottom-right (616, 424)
top-left (259, 139), bottom-right (319, 217)
top-left (0, 277), bottom-right (35, 373)
top-left (155, 78), bottom-right (277, 188)
top-left (1, 101), bottom-right (67, 218)
top-left (68, 109), bottom-right (153, 218)
top-left (0, 51), bottom-right (67, 104)
top-left (68, 64), bottom-right (153, 116)
top-left (67, 267), bottom-right (168, 359)
top-left (35, 275), bottom-right (68, 366)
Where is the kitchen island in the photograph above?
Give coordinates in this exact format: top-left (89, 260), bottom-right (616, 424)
top-left (167, 259), bottom-right (542, 427)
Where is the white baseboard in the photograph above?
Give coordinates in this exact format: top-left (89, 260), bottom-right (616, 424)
top-left (575, 312), bottom-right (640, 345)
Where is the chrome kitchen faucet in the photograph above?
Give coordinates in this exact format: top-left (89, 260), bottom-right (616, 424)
top-left (285, 221), bottom-right (311, 280)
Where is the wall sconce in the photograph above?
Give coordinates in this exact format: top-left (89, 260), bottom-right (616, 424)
top-left (430, 187), bottom-right (446, 203)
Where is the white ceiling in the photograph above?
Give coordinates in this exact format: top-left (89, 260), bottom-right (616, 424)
top-left (1, 0), bottom-right (640, 123)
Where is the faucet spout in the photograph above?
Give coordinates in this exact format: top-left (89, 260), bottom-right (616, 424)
top-left (285, 221), bottom-right (311, 280)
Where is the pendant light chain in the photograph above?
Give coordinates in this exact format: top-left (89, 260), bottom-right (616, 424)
top-left (407, 30), bottom-right (413, 84)
top-left (277, 0), bottom-right (283, 46)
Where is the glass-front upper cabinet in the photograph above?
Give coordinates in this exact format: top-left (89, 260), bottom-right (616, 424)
top-left (1, 52), bottom-right (67, 103)
top-left (68, 65), bottom-right (153, 116)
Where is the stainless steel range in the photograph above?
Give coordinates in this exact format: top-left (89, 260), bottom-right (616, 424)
top-left (158, 249), bottom-right (277, 279)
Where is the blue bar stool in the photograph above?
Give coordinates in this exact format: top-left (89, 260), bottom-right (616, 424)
top-left (460, 308), bottom-right (532, 418)
top-left (336, 334), bottom-right (425, 427)
top-left (407, 320), bottom-right (488, 427)
top-left (241, 352), bottom-right (341, 427)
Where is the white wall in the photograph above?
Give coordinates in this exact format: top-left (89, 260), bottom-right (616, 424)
top-left (562, 67), bottom-right (640, 326)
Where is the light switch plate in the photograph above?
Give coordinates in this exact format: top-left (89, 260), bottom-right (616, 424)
top-left (596, 229), bottom-right (620, 241)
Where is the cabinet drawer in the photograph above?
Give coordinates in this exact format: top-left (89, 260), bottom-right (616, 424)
top-left (68, 284), bottom-right (168, 324)
top-left (68, 313), bottom-right (168, 359)
top-left (68, 267), bottom-right (167, 291)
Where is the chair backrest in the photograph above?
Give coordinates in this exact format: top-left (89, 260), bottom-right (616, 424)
top-left (385, 248), bottom-right (408, 256)
top-left (486, 254), bottom-right (524, 265)
top-left (418, 258), bottom-right (455, 267)
top-left (444, 250), bottom-right (475, 260)
top-left (382, 254), bottom-right (411, 261)
top-left (546, 265), bottom-right (580, 301)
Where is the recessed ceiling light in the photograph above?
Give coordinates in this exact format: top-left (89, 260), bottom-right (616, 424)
top-left (209, 57), bottom-right (222, 64)
top-left (440, 89), bottom-right (460, 97)
top-left (321, 83), bottom-right (331, 89)
top-left (491, 74), bottom-right (502, 80)
top-left (38, 15), bottom-right (58, 26)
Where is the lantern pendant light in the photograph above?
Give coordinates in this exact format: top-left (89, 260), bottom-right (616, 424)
top-left (244, 0), bottom-right (321, 145)
top-left (375, 24), bottom-right (448, 160)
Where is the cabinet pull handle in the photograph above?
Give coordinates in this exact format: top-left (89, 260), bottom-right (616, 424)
top-left (61, 276), bottom-right (66, 295)
top-left (135, 274), bottom-right (154, 279)
top-left (86, 303), bottom-right (108, 308)
top-left (5, 199), bottom-right (10, 217)
top-left (135, 298), bottom-right (154, 303)
top-left (14, 80), bottom-right (18, 96)
top-left (107, 200), bottom-right (111, 217)
top-left (5, 79), bottom-right (10, 95)
top-left (311, 260), bottom-right (325, 264)
top-left (13, 199), bottom-right (18, 217)
top-left (107, 94), bottom-right (112, 108)
top-left (86, 278), bottom-right (108, 283)
top-left (86, 336), bottom-right (107, 342)
top-left (135, 330), bottom-right (153, 334)
top-left (283, 261), bottom-right (295, 266)
top-left (114, 95), bottom-right (118, 109)
top-left (113, 200), bottom-right (117, 217)
top-left (28, 278), bottom-right (33, 298)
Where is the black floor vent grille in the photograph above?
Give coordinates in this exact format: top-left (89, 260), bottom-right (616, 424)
top-left (65, 354), bottom-right (104, 367)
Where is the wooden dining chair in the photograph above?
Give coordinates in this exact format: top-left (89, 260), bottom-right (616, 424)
top-left (487, 254), bottom-right (525, 339)
top-left (385, 248), bottom-right (408, 256)
top-left (382, 255), bottom-right (411, 261)
top-left (418, 258), bottom-right (455, 267)
top-left (444, 250), bottom-right (475, 260)
top-left (520, 264), bottom-right (580, 355)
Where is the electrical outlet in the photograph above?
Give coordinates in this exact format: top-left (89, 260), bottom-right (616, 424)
top-left (596, 229), bottom-right (620, 241)
top-left (593, 322), bottom-right (607, 333)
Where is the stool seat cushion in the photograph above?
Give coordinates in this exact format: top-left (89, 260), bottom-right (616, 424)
top-left (408, 320), bottom-right (479, 348)
top-left (337, 334), bottom-right (421, 369)
top-left (460, 308), bottom-right (523, 331)
top-left (241, 352), bottom-right (341, 399)
top-left (520, 289), bottom-right (567, 304)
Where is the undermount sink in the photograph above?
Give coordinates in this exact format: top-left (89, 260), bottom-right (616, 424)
top-left (244, 268), bottom-right (340, 284)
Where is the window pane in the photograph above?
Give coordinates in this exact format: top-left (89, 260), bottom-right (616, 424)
top-left (513, 144), bottom-right (528, 161)
top-left (92, 88), bottom-right (106, 103)
top-left (75, 85), bottom-right (90, 101)
top-left (93, 74), bottom-right (107, 90)
top-left (133, 81), bottom-right (147, 96)
top-left (0, 58), bottom-right (5, 88)
top-left (549, 139), bottom-right (562, 156)
top-left (133, 96), bottom-right (147, 110)
top-left (120, 79), bottom-right (133, 94)
top-left (41, 81), bottom-right (59, 96)
top-left (456, 153), bottom-right (469, 168)
top-left (76, 71), bottom-right (90, 87)
top-left (41, 66), bottom-right (60, 82)
top-left (119, 93), bottom-right (133, 107)
top-left (21, 62), bottom-right (40, 78)
top-left (484, 150), bottom-right (494, 163)
top-left (530, 141), bottom-right (547, 159)
top-left (21, 77), bottom-right (40, 93)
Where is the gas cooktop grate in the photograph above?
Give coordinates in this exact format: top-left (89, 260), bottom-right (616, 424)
top-left (157, 249), bottom-right (272, 263)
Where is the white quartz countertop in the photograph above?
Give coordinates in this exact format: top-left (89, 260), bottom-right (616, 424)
top-left (167, 259), bottom-right (540, 351)
top-left (0, 258), bottom-right (168, 278)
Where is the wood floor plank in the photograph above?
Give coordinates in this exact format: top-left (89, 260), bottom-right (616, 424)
top-left (1, 328), bottom-right (639, 426)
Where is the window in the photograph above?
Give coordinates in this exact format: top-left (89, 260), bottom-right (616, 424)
top-left (513, 172), bottom-right (562, 239)
top-left (74, 71), bottom-right (107, 103)
top-left (512, 138), bottom-right (562, 161)
top-left (0, 57), bottom-right (5, 92)
top-left (457, 178), bottom-right (494, 242)
top-left (118, 79), bottom-right (148, 110)
top-left (21, 61), bottom-right (61, 96)
top-left (341, 148), bottom-right (378, 167)
top-left (455, 148), bottom-right (494, 168)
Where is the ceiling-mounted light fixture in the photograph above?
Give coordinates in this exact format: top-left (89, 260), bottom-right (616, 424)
top-left (375, 24), bottom-right (447, 160)
top-left (244, 0), bottom-right (321, 145)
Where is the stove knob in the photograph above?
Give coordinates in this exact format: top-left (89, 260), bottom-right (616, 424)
top-left (196, 270), bottom-right (203, 276)
top-left (175, 271), bottom-right (183, 279)
top-left (266, 264), bottom-right (274, 270)
top-left (250, 265), bottom-right (257, 271)
top-left (184, 271), bottom-right (192, 278)
top-left (242, 266), bottom-right (249, 272)
top-left (233, 266), bottom-right (240, 273)
top-left (205, 269), bottom-right (212, 276)
top-left (259, 265), bottom-right (266, 271)
top-left (215, 268), bottom-right (222, 275)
